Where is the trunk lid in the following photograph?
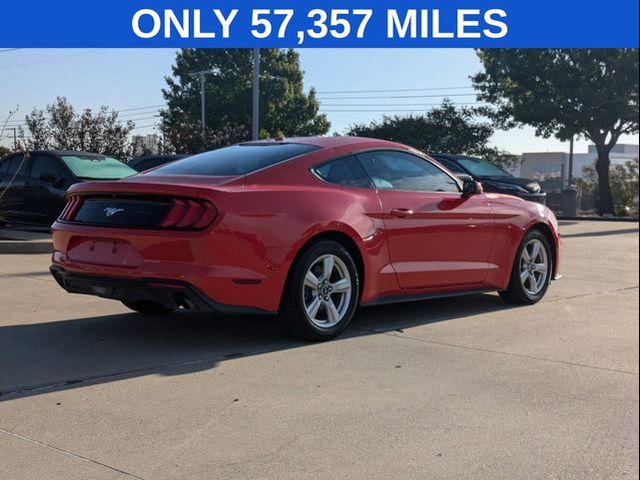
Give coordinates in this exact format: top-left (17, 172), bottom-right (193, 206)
top-left (61, 174), bottom-right (240, 229)
top-left (67, 173), bottom-right (244, 197)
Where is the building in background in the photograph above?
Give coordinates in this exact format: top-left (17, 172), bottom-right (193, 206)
top-left (519, 144), bottom-right (639, 193)
top-left (131, 134), bottom-right (160, 155)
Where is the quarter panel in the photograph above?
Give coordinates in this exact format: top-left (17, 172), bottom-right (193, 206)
top-left (485, 193), bottom-right (560, 288)
top-left (206, 183), bottom-right (395, 308)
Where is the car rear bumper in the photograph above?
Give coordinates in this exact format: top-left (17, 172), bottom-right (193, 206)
top-left (50, 265), bottom-right (272, 315)
top-left (50, 221), bottom-right (289, 312)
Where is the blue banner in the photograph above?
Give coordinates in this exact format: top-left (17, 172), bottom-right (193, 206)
top-left (1, 0), bottom-right (638, 48)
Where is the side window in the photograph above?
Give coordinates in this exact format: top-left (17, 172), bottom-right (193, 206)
top-left (0, 157), bottom-right (10, 174)
top-left (358, 151), bottom-right (460, 193)
top-left (145, 159), bottom-right (164, 170)
top-left (30, 154), bottom-right (64, 180)
top-left (5, 154), bottom-right (27, 177)
top-left (313, 155), bottom-right (372, 189)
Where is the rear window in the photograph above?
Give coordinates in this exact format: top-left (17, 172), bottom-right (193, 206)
top-left (150, 143), bottom-right (320, 177)
top-left (314, 155), bottom-right (372, 189)
top-left (61, 155), bottom-right (136, 180)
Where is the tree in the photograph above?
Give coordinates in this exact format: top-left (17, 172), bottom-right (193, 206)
top-left (579, 159), bottom-right (639, 215)
top-left (161, 49), bottom-right (330, 153)
top-left (473, 49), bottom-right (639, 215)
top-left (0, 146), bottom-right (10, 158)
top-left (347, 100), bottom-right (517, 169)
top-left (19, 97), bottom-right (136, 159)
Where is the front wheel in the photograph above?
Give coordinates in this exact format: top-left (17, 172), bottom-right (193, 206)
top-left (281, 240), bottom-right (360, 341)
top-left (499, 229), bottom-right (552, 305)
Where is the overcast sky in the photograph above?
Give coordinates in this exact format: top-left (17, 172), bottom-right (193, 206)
top-left (0, 48), bottom-right (637, 153)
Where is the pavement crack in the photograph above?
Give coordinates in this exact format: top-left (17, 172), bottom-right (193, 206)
top-left (354, 328), bottom-right (639, 376)
top-left (0, 426), bottom-right (146, 479)
top-left (354, 284), bottom-right (639, 376)
top-left (545, 285), bottom-right (639, 303)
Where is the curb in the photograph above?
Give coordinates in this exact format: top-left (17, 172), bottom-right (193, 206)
top-left (0, 228), bottom-right (53, 254)
top-left (0, 240), bottom-right (53, 255)
top-left (558, 217), bottom-right (639, 223)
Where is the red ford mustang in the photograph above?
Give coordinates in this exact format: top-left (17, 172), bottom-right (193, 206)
top-left (50, 137), bottom-right (560, 340)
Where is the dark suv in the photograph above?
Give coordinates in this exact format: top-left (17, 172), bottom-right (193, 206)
top-left (430, 153), bottom-right (546, 204)
top-left (0, 150), bottom-right (136, 229)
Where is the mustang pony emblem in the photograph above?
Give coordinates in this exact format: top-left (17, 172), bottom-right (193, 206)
top-left (104, 207), bottom-right (125, 218)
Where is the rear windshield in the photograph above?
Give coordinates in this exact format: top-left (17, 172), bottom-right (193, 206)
top-left (61, 155), bottom-right (136, 180)
top-left (150, 143), bottom-right (320, 176)
top-left (457, 157), bottom-right (511, 177)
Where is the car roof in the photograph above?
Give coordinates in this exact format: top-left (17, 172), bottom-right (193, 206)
top-left (131, 154), bottom-right (188, 161)
top-left (242, 136), bottom-right (404, 150)
top-left (27, 150), bottom-right (113, 158)
top-left (1, 150), bottom-right (111, 161)
top-left (430, 153), bottom-right (483, 162)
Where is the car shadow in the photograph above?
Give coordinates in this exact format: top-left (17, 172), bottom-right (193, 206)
top-left (0, 293), bottom-right (514, 402)
top-left (561, 227), bottom-right (639, 238)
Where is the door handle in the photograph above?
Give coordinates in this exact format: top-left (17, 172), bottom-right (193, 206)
top-left (390, 208), bottom-right (415, 218)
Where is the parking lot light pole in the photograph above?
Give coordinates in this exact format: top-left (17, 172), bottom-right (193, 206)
top-left (252, 48), bottom-right (260, 141)
top-left (568, 135), bottom-right (574, 186)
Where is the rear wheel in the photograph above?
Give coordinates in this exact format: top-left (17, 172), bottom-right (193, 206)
top-left (499, 229), bottom-right (552, 305)
top-left (121, 300), bottom-right (175, 314)
top-left (282, 240), bottom-right (360, 341)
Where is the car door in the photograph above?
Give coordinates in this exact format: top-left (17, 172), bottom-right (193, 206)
top-left (356, 150), bottom-right (495, 290)
top-left (25, 153), bottom-right (72, 225)
top-left (0, 153), bottom-right (31, 224)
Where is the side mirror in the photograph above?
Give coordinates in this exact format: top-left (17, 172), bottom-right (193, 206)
top-left (456, 173), bottom-right (474, 183)
top-left (462, 179), bottom-right (484, 196)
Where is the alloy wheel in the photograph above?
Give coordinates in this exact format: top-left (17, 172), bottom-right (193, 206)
top-left (519, 238), bottom-right (549, 296)
top-left (302, 254), bottom-right (353, 328)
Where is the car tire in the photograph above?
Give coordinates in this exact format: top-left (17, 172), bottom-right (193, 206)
top-left (499, 229), bottom-right (552, 305)
top-left (281, 240), bottom-right (360, 341)
top-left (121, 300), bottom-right (176, 314)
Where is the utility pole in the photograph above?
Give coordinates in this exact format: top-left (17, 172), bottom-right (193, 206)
top-left (9, 127), bottom-right (16, 150)
top-left (252, 48), bottom-right (260, 141)
top-left (187, 70), bottom-right (211, 150)
top-left (200, 71), bottom-right (206, 149)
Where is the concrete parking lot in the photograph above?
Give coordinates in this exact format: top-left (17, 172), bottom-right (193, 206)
top-left (0, 220), bottom-right (638, 480)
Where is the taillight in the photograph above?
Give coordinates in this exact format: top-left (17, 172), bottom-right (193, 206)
top-left (160, 199), bottom-right (217, 230)
top-left (59, 195), bottom-right (84, 221)
top-left (58, 195), bottom-right (216, 230)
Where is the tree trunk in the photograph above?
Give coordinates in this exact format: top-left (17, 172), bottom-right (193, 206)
top-left (594, 143), bottom-right (615, 216)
